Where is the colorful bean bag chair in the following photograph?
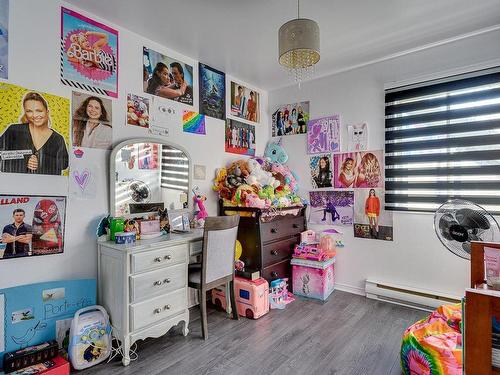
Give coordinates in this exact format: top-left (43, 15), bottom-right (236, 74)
top-left (401, 304), bottom-right (462, 375)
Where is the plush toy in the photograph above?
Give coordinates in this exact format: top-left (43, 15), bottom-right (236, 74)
top-left (212, 168), bottom-right (232, 200)
top-left (192, 187), bottom-right (208, 227)
top-left (264, 138), bottom-right (288, 164)
top-left (234, 184), bottom-right (257, 206)
top-left (246, 158), bottom-right (280, 189)
top-left (246, 193), bottom-right (271, 209)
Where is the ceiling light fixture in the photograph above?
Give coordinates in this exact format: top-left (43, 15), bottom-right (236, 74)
top-left (278, 0), bottom-right (320, 84)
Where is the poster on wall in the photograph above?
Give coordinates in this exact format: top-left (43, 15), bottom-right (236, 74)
top-left (127, 93), bottom-right (150, 129)
top-left (183, 111), bottom-right (206, 135)
top-left (229, 81), bottom-right (260, 124)
top-left (271, 101), bottom-right (310, 137)
top-left (0, 195), bottom-right (66, 260)
top-left (309, 154), bottom-right (333, 189)
top-left (199, 63), bottom-right (225, 120)
top-left (0, 0), bottom-right (8, 80)
top-left (225, 119), bottom-right (255, 156)
top-left (143, 47), bottom-right (193, 106)
top-left (138, 143), bottom-right (158, 170)
top-left (61, 7), bottom-right (119, 98)
top-left (71, 91), bottom-right (112, 149)
top-left (333, 150), bottom-right (383, 189)
top-left (347, 122), bottom-right (368, 151)
top-left (307, 114), bottom-right (340, 154)
top-left (354, 189), bottom-right (393, 241)
top-left (0, 83), bottom-right (70, 176)
top-left (309, 191), bottom-right (354, 225)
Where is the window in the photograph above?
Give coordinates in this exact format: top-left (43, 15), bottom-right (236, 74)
top-left (384, 68), bottom-right (500, 213)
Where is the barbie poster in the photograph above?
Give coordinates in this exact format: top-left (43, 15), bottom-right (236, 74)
top-left (61, 7), bottom-right (118, 98)
top-left (0, 83), bottom-right (70, 176)
top-left (307, 115), bottom-right (340, 154)
top-left (353, 189), bottom-right (393, 241)
top-left (0, 195), bottom-right (66, 260)
top-left (0, 0), bottom-right (8, 80)
top-left (309, 191), bottom-right (354, 225)
top-left (333, 150), bottom-right (383, 189)
top-left (309, 154), bottom-right (333, 189)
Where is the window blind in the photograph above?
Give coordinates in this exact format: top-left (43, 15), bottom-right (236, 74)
top-left (160, 146), bottom-right (189, 192)
top-left (385, 68), bottom-right (500, 213)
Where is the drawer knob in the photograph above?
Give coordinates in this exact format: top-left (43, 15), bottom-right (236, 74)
top-left (153, 308), bottom-right (162, 314)
top-left (293, 223), bottom-right (299, 228)
top-left (271, 271), bottom-right (278, 278)
top-left (154, 257), bottom-right (163, 262)
top-left (153, 280), bottom-right (163, 286)
top-left (271, 250), bottom-right (278, 256)
top-left (164, 278), bottom-right (171, 284)
top-left (164, 254), bottom-right (172, 260)
top-left (271, 228), bottom-right (278, 234)
top-left (164, 304), bottom-right (171, 310)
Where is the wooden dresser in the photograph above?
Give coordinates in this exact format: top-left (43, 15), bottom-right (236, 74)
top-left (97, 230), bottom-right (203, 366)
top-left (220, 202), bottom-right (306, 282)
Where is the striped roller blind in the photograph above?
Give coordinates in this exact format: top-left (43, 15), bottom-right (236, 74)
top-left (161, 145), bottom-right (189, 192)
top-left (385, 68), bottom-right (500, 213)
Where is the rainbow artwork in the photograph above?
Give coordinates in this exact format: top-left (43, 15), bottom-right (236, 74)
top-left (183, 111), bottom-right (206, 135)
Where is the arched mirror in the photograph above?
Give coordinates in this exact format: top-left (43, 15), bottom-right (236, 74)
top-left (110, 138), bottom-right (191, 217)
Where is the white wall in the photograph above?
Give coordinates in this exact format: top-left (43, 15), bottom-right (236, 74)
top-left (0, 0), bottom-right (269, 289)
top-left (269, 29), bottom-right (500, 297)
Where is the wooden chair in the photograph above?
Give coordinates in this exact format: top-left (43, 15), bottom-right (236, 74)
top-left (188, 215), bottom-right (240, 339)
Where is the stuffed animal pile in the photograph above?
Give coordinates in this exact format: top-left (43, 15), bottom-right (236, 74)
top-left (213, 140), bottom-right (304, 209)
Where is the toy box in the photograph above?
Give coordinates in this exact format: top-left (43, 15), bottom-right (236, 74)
top-left (291, 257), bottom-right (335, 301)
top-left (211, 277), bottom-right (269, 319)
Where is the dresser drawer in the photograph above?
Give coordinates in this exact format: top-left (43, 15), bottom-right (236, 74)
top-left (280, 216), bottom-right (305, 237)
top-left (260, 221), bottom-right (284, 243)
top-left (130, 288), bottom-right (186, 331)
top-left (262, 237), bottom-right (298, 268)
top-left (262, 259), bottom-right (291, 282)
top-left (130, 263), bottom-right (186, 302)
top-left (260, 217), bottom-right (304, 243)
top-left (131, 244), bottom-right (187, 274)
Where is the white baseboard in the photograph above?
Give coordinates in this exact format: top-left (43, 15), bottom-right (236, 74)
top-left (335, 283), bottom-right (366, 296)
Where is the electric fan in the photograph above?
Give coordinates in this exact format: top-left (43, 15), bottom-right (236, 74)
top-left (434, 199), bottom-right (500, 259)
top-left (128, 180), bottom-right (151, 203)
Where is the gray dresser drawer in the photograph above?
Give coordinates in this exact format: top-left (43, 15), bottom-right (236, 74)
top-left (130, 263), bottom-right (186, 302)
top-left (130, 288), bottom-right (187, 331)
top-left (131, 244), bottom-right (187, 274)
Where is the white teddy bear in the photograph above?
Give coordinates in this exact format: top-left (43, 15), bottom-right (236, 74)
top-left (246, 158), bottom-right (280, 189)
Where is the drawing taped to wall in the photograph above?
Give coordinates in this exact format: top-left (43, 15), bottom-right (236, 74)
top-left (272, 101), bottom-right (310, 137)
top-left (69, 158), bottom-right (98, 200)
top-left (333, 150), bottom-right (383, 189)
top-left (354, 188), bottom-right (393, 241)
top-left (183, 111), bottom-right (206, 135)
top-left (307, 115), bottom-right (340, 154)
top-left (347, 123), bottom-right (368, 151)
top-left (0, 83), bottom-right (70, 176)
top-left (309, 191), bottom-right (354, 225)
top-left (61, 7), bottom-right (119, 98)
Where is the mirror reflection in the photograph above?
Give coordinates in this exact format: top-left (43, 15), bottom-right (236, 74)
top-left (114, 142), bottom-right (190, 217)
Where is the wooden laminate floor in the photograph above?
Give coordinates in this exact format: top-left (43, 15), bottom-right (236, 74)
top-left (79, 291), bottom-right (427, 375)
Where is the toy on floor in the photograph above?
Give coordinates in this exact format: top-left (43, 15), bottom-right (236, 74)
top-left (68, 306), bottom-right (111, 370)
top-left (211, 277), bottom-right (270, 319)
top-left (269, 278), bottom-right (294, 309)
top-left (400, 304), bottom-right (462, 375)
top-left (291, 257), bottom-right (336, 301)
top-left (192, 186), bottom-right (208, 228)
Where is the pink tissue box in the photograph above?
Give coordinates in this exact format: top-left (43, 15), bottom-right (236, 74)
top-left (139, 219), bottom-right (160, 234)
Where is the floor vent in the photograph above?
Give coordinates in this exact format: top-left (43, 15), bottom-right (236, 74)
top-left (365, 280), bottom-right (461, 312)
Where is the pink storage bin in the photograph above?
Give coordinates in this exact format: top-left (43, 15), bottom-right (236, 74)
top-left (291, 257), bottom-right (335, 301)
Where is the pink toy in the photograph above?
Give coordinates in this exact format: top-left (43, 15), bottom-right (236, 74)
top-left (300, 229), bottom-right (316, 244)
top-left (192, 186), bottom-right (208, 225)
top-left (291, 257), bottom-right (336, 301)
top-left (211, 277), bottom-right (270, 319)
top-left (269, 278), bottom-right (294, 309)
top-left (293, 243), bottom-right (328, 262)
top-left (319, 235), bottom-right (337, 258)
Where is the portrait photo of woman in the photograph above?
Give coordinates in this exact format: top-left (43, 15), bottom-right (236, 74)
top-left (334, 151), bottom-right (383, 189)
top-left (72, 92), bottom-right (112, 149)
top-left (310, 154), bottom-right (333, 189)
top-left (365, 188), bottom-right (380, 237)
top-left (0, 91), bottom-right (69, 176)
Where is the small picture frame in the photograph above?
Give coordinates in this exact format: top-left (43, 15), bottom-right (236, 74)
top-left (168, 209), bottom-right (191, 233)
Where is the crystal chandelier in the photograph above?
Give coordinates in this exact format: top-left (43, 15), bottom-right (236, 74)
top-left (278, 0), bottom-right (320, 83)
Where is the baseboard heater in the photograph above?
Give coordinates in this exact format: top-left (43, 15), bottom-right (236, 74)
top-left (365, 280), bottom-right (461, 312)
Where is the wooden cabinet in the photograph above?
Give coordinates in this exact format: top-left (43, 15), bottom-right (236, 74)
top-left (220, 202), bottom-right (306, 283)
top-left (97, 230), bottom-right (203, 366)
top-left (464, 241), bottom-right (500, 375)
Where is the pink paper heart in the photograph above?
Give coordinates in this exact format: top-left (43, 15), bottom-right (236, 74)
top-left (72, 169), bottom-right (90, 191)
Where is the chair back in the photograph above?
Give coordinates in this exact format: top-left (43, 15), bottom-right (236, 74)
top-left (202, 215), bottom-right (240, 284)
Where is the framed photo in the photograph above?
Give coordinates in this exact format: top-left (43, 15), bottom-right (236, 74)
top-left (61, 7), bottom-right (119, 98)
top-left (229, 81), bottom-right (260, 124)
top-left (333, 150), bottom-right (383, 189)
top-left (143, 47), bottom-right (194, 106)
top-left (225, 119), bottom-right (255, 156)
top-left (0, 195), bottom-right (67, 260)
top-left (199, 63), bottom-right (225, 120)
top-left (272, 101), bottom-right (310, 137)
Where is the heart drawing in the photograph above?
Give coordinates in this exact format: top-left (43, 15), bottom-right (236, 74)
top-left (72, 169), bottom-right (90, 192)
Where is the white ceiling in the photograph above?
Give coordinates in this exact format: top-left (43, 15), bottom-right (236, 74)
top-left (65, 0), bottom-right (500, 91)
